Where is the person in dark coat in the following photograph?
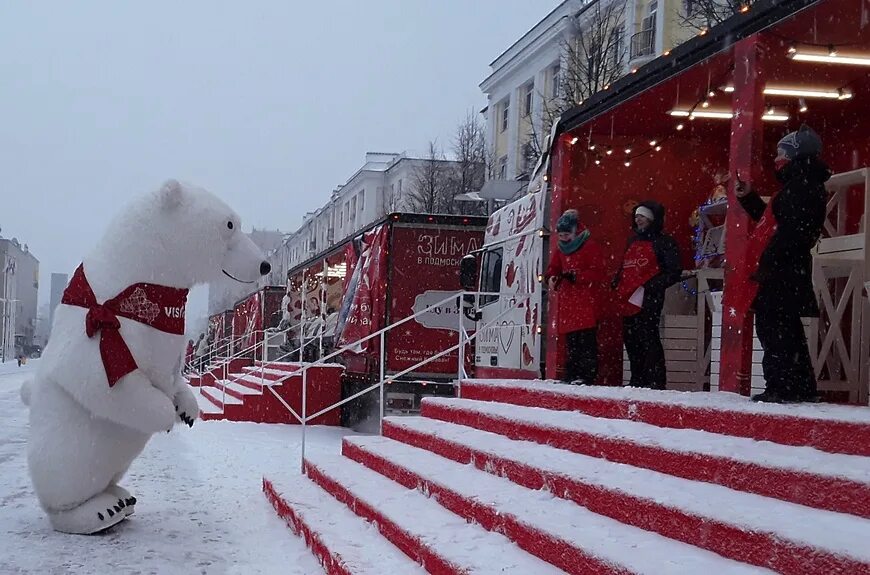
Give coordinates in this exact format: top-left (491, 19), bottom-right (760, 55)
top-left (613, 201), bottom-right (683, 389)
top-left (736, 125), bottom-right (830, 403)
top-left (545, 209), bottom-right (606, 384)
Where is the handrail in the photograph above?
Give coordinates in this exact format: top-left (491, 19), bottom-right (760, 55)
top-left (277, 289), bottom-right (533, 472)
top-left (302, 293), bottom-right (533, 423)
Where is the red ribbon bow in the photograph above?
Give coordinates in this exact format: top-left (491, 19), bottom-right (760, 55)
top-left (61, 265), bottom-right (188, 386)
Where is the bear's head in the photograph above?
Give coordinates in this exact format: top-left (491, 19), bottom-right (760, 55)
top-left (84, 180), bottom-right (270, 293)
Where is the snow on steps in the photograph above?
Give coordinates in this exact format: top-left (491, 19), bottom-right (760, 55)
top-left (301, 453), bottom-right (562, 574)
top-left (341, 435), bottom-right (773, 575)
top-left (381, 414), bottom-right (870, 575)
top-left (461, 379), bottom-right (870, 456)
top-left (199, 384), bottom-right (244, 410)
top-left (418, 397), bottom-right (870, 518)
top-left (194, 386), bottom-right (223, 415)
top-left (210, 379), bottom-right (262, 401)
top-left (263, 475), bottom-right (425, 575)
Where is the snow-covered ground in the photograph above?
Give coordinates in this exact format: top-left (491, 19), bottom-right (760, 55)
top-left (0, 360), bottom-right (354, 575)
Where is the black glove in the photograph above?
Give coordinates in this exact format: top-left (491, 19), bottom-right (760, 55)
top-left (561, 271), bottom-right (576, 284)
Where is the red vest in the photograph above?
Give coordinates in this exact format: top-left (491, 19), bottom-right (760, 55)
top-left (733, 199), bottom-right (778, 313)
top-left (62, 265), bottom-right (189, 386)
top-left (616, 241), bottom-right (660, 316)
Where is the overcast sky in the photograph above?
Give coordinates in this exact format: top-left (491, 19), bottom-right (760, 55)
top-left (0, 1), bottom-right (558, 320)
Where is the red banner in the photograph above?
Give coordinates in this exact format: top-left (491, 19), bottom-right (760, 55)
top-left (337, 225), bottom-right (388, 353)
top-left (386, 226), bottom-right (482, 375)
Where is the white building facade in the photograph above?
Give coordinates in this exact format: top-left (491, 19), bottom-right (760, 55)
top-left (276, 152), bottom-right (462, 275)
top-left (480, 0), bottom-right (694, 182)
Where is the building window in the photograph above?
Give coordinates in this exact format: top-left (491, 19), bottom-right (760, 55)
top-left (550, 64), bottom-right (561, 99)
top-left (498, 155), bottom-right (508, 180)
top-left (683, 0), bottom-right (695, 16)
top-left (522, 83), bottom-right (534, 117)
top-left (358, 191), bottom-right (365, 213)
top-left (500, 99), bottom-right (510, 133)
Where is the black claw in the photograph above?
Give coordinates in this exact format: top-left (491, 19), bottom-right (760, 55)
top-left (114, 505), bottom-right (121, 512)
top-left (107, 509), bottom-right (114, 517)
top-left (97, 512), bottom-right (104, 521)
top-left (118, 500), bottom-right (125, 508)
top-left (128, 497), bottom-right (137, 506)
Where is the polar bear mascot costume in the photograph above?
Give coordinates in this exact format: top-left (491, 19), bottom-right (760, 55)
top-left (22, 180), bottom-right (270, 534)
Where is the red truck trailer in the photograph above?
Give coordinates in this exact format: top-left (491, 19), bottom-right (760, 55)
top-left (285, 213), bottom-right (486, 426)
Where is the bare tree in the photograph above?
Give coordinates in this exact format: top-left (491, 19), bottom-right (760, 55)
top-left (678, 0), bottom-right (752, 32)
top-left (443, 112), bottom-right (488, 215)
top-left (407, 141), bottom-right (448, 213)
top-left (525, 0), bottom-right (628, 169)
top-left (561, 0), bottom-right (628, 107)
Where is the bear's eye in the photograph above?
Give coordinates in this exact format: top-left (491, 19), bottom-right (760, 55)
top-left (227, 221), bottom-right (234, 230)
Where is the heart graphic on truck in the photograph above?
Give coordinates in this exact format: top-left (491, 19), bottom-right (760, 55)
top-left (499, 321), bottom-right (515, 354)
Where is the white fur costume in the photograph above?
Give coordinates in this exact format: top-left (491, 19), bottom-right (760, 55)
top-left (23, 180), bottom-right (268, 534)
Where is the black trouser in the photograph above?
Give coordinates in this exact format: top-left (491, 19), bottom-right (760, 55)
top-left (564, 328), bottom-right (598, 383)
top-left (755, 306), bottom-right (816, 399)
top-left (623, 308), bottom-right (666, 390)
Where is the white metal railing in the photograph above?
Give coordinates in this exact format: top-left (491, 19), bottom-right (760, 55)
top-left (255, 290), bottom-right (534, 472)
top-left (192, 290), bottom-right (535, 473)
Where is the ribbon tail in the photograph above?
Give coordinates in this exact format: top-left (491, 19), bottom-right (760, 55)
top-left (100, 331), bottom-right (138, 387)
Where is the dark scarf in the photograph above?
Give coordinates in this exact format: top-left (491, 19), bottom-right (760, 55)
top-left (558, 229), bottom-right (590, 255)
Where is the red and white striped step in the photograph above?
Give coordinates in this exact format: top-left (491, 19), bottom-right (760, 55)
top-left (341, 435), bottom-right (774, 575)
top-left (381, 413), bottom-right (870, 574)
top-left (302, 453), bottom-right (564, 574)
top-left (461, 379), bottom-right (870, 455)
top-left (263, 475), bottom-right (426, 575)
top-left (417, 397), bottom-right (870, 517)
top-left (199, 384), bottom-right (244, 411)
top-left (264, 378), bottom-right (870, 574)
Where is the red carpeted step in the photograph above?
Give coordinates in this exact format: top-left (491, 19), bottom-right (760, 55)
top-left (460, 379), bottom-right (870, 456)
top-left (381, 415), bottom-right (870, 575)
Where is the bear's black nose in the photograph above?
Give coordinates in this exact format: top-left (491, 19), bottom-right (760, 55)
top-left (260, 261), bottom-right (271, 276)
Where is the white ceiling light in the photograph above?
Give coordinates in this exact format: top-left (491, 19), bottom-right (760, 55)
top-left (669, 109), bottom-right (789, 121)
top-left (788, 50), bottom-right (870, 66)
top-left (721, 85), bottom-right (852, 99)
top-left (670, 109), bottom-right (733, 119)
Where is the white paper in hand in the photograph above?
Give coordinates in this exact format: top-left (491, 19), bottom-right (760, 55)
top-left (628, 287), bottom-right (644, 308)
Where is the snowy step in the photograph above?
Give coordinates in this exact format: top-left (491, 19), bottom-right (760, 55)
top-left (199, 385), bottom-right (244, 410)
top-left (342, 435), bottom-right (772, 575)
top-left (242, 366), bottom-right (294, 381)
top-left (461, 379), bottom-right (870, 456)
top-left (195, 387), bottom-right (223, 415)
top-left (212, 379), bottom-right (262, 401)
top-left (255, 360), bottom-right (302, 373)
top-left (382, 415), bottom-right (870, 574)
top-left (232, 372), bottom-right (286, 392)
top-left (420, 397), bottom-right (870, 518)
top-left (262, 476), bottom-right (426, 575)
top-left (303, 453), bottom-right (562, 574)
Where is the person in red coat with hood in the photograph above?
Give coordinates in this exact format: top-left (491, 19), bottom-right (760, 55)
top-left (545, 209), bottom-right (606, 384)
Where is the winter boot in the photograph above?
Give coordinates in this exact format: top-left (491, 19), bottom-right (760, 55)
top-left (751, 390), bottom-right (785, 403)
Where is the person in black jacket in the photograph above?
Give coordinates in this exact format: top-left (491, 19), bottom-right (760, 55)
top-left (736, 125), bottom-right (830, 403)
top-left (613, 201), bottom-right (683, 389)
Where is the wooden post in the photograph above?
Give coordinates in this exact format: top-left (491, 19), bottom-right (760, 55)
top-left (720, 36), bottom-right (766, 395)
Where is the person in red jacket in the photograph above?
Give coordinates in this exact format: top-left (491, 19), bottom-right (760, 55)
top-left (545, 209), bottom-right (606, 384)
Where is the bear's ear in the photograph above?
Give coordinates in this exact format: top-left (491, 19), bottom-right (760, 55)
top-left (158, 179), bottom-right (185, 211)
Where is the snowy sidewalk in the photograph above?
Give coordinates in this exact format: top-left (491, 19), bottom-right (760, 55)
top-left (0, 366), bottom-right (352, 575)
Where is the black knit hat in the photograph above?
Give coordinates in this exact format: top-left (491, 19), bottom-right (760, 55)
top-left (778, 124), bottom-right (822, 160)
